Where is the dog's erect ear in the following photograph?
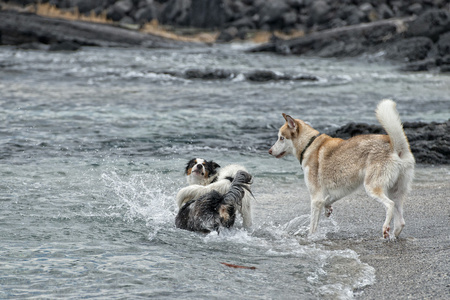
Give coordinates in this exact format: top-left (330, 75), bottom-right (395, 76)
top-left (282, 113), bottom-right (297, 129)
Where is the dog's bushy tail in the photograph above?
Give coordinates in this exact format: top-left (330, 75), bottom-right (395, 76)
top-left (223, 170), bottom-right (253, 208)
top-left (376, 99), bottom-right (412, 158)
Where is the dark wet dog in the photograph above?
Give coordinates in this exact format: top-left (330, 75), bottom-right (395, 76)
top-left (175, 170), bottom-right (253, 233)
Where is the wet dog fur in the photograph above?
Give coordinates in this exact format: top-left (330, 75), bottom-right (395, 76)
top-left (269, 99), bottom-right (415, 239)
top-left (175, 170), bottom-right (253, 233)
top-left (176, 159), bottom-right (254, 229)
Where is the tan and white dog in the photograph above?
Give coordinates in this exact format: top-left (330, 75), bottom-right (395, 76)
top-left (269, 99), bottom-right (415, 239)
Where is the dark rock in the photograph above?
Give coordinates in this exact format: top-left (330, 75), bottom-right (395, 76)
top-left (338, 5), bottom-right (364, 25)
top-left (71, 0), bottom-right (105, 14)
top-left (386, 37), bottom-right (434, 62)
top-left (237, 27), bottom-right (249, 40)
top-left (119, 16), bottom-right (135, 25)
top-left (230, 17), bottom-right (256, 30)
top-left (378, 3), bottom-right (395, 19)
top-left (160, 0), bottom-right (191, 26)
top-left (402, 58), bottom-right (437, 72)
top-left (4, 0), bottom-right (36, 5)
top-left (48, 40), bottom-right (81, 51)
top-left (258, 0), bottom-right (290, 28)
top-left (244, 70), bottom-right (318, 82)
top-left (437, 54), bottom-right (450, 66)
top-left (189, 0), bottom-right (228, 28)
top-left (327, 120), bottom-right (450, 165)
top-left (364, 23), bottom-right (398, 44)
top-left (216, 26), bottom-right (239, 43)
top-left (408, 3), bottom-right (423, 16)
top-left (16, 42), bottom-right (49, 50)
top-left (107, 0), bottom-right (134, 22)
top-left (282, 11), bottom-right (298, 27)
top-left (407, 9), bottom-right (450, 42)
top-left (436, 54), bottom-right (450, 72)
top-left (308, 0), bottom-right (331, 25)
top-left (329, 122), bottom-right (386, 139)
top-left (183, 68), bottom-right (233, 80)
top-left (245, 70), bottom-right (283, 82)
top-left (436, 32), bottom-right (450, 57)
top-left (134, 6), bottom-right (157, 24)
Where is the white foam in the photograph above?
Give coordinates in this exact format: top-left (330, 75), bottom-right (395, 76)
top-left (101, 171), bottom-right (178, 240)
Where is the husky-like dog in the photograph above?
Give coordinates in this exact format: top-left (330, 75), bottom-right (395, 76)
top-left (175, 170), bottom-right (253, 233)
top-left (269, 99), bottom-right (415, 239)
top-left (176, 158), bottom-right (254, 228)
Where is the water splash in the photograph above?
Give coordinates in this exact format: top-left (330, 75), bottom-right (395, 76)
top-left (101, 171), bottom-right (177, 240)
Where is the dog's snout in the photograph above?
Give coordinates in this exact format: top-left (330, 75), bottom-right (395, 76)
top-left (268, 148), bottom-right (272, 155)
top-left (196, 164), bottom-right (203, 170)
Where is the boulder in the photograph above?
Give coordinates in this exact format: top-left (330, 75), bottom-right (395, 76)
top-left (107, 0), bottom-right (135, 22)
top-left (407, 9), bottom-right (450, 42)
top-left (159, 0), bottom-right (191, 26)
top-left (401, 58), bottom-right (437, 72)
top-left (189, 0), bottom-right (228, 28)
top-left (436, 31), bottom-right (450, 57)
top-left (71, 0), bottom-right (106, 14)
top-left (258, 0), bottom-right (290, 28)
top-left (308, 0), bottom-right (331, 25)
top-left (244, 70), bottom-right (318, 82)
top-left (134, 6), bottom-right (157, 23)
top-left (386, 37), bottom-right (434, 62)
top-left (216, 26), bottom-right (239, 43)
top-left (183, 68), bottom-right (233, 80)
top-left (436, 54), bottom-right (450, 72)
top-left (48, 40), bottom-right (81, 51)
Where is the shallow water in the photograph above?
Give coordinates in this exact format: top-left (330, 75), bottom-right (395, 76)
top-left (0, 45), bottom-right (449, 299)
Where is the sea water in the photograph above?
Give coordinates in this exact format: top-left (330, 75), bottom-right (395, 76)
top-left (0, 45), bottom-right (449, 299)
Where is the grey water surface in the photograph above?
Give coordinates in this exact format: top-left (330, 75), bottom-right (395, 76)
top-left (0, 44), bottom-right (449, 299)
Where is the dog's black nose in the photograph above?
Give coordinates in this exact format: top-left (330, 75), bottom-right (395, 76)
top-left (196, 164), bottom-right (203, 169)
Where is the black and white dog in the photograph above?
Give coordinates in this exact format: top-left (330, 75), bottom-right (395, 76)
top-left (175, 170), bottom-right (253, 233)
top-left (184, 158), bottom-right (221, 186)
top-left (176, 158), bottom-right (254, 230)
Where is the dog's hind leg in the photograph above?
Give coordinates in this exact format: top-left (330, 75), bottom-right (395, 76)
top-left (366, 185), bottom-right (396, 239)
top-left (389, 174), bottom-right (412, 237)
top-left (393, 197), bottom-right (405, 238)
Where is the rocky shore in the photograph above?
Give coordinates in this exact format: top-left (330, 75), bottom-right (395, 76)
top-left (2, 0), bottom-right (450, 71)
top-left (0, 9), bottom-right (197, 50)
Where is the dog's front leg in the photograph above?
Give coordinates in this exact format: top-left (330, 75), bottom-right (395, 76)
top-left (309, 196), bottom-right (325, 234)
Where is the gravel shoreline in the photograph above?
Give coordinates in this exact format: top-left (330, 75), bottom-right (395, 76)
top-left (322, 165), bottom-right (450, 299)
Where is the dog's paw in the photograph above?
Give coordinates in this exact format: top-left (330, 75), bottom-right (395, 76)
top-left (383, 226), bottom-right (390, 239)
top-left (325, 205), bottom-right (333, 217)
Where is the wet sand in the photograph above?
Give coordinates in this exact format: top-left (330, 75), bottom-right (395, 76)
top-left (322, 166), bottom-right (450, 299)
